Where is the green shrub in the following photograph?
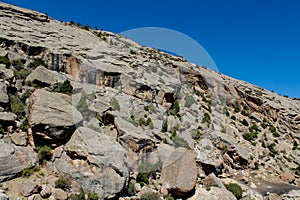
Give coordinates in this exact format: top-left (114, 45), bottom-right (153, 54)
top-left (167, 100), bottom-right (180, 115)
top-left (136, 172), bottom-right (149, 187)
top-left (249, 124), bottom-right (259, 133)
top-left (11, 59), bottom-right (24, 70)
top-left (20, 90), bottom-right (31, 102)
top-left (55, 176), bottom-right (71, 191)
top-left (261, 122), bottom-right (268, 129)
top-left (172, 136), bottom-right (189, 148)
top-left (231, 115), bottom-right (236, 120)
top-left (161, 119), bottom-right (168, 132)
top-left (234, 105), bottom-right (241, 113)
top-left (9, 94), bottom-right (25, 119)
top-left (184, 95), bottom-right (195, 108)
top-left (28, 58), bottom-right (47, 68)
top-left (146, 118), bottom-right (154, 129)
top-left (70, 190), bottom-right (85, 200)
top-left (140, 192), bottom-right (160, 200)
top-left (0, 124), bottom-right (5, 134)
top-left (87, 192), bottom-right (98, 200)
top-left (243, 132), bottom-right (257, 141)
top-left (192, 129), bottom-right (201, 140)
top-left (241, 119), bottom-right (249, 126)
top-left (138, 160), bottom-right (163, 180)
top-left (269, 126), bottom-right (276, 133)
top-left (223, 107), bottom-right (230, 116)
top-left (36, 145), bottom-right (52, 162)
top-left (20, 118), bottom-right (29, 131)
top-left (272, 131), bottom-right (280, 137)
top-left (14, 68), bottom-right (31, 79)
top-left (241, 110), bottom-right (249, 116)
top-left (55, 80), bottom-right (73, 95)
top-left (110, 97), bottom-right (120, 111)
top-left (202, 113), bottom-right (211, 124)
top-left (0, 56), bottom-right (10, 67)
top-left (268, 143), bottom-right (277, 157)
top-left (128, 180), bottom-right (136, 195)
top-left (22, 166), bottom-right (40, 177)
top-left (224, 183), bottom-right (243, 199)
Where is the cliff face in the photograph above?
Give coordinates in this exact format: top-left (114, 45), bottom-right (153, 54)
top-left (0, 2), bottom-right (300, 200)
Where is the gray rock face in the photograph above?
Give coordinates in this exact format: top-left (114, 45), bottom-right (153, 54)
top-left (161, 148), bottom-right (197, 196)
top-left (0, 64), bottom-right (14, 80)
top-left (0, 82), bottom-right (9, 104)
top-left (189, 187), bottom-right (237, 200)
top-left (29, 89), bottom-right (82, 141)
top-left (25, 66), bottom-right (67, 86)
top-left (0, 140), bottom-right (37, 182)
top-left (54, 127), bottom-right (130, 199)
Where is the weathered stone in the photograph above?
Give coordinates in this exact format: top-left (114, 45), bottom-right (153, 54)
top-left (21, 181), bottom-right (41, 197)
top-left (25, 66), bottom-right (67, 86)
top-left (54, 127), bottom-right (130, 199)
top-left (0, 193), bottom-right (9, 200)
top-left (161, 148), bottom-right (197, 197)
top-left (267, 193), bottom-right (282, 200)
top-left (11, 132), bottom-right (27, 146)
top-left (40, 185), bottom-right (51, 198)
top-left (281, 190), bottom-right (300, 199)
top-left (0, 140), bottom-right (37, 181)
top-left (0, 112), bottom-right (17, 125)
top-left (201, 173), bottom-right (226, 189)
top-left (0, 64), bottom-right (14, 80)
top-left (28, 194), bottom-right (42, 200)
top-left (51, 188), bottom-right (67, 200)
top-left (280, 169), bottom-right (295, 183)
top-left (29, 89), bottom-right (82, 141)
top-left (188, 187), bottom-right (237, 200)
top-left (0, 82), bottom-right (9, 104)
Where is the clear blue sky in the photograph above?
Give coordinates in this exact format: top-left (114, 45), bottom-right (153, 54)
top-left (3, 0), bottom-right (300, 98)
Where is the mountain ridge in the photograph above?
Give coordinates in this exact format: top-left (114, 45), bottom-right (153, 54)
top-left (0, 2), bottom-right (300, 200)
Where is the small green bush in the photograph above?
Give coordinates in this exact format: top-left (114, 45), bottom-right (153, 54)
top-left (272, 131), bottom-right (280, 137)
top-left (241, 119), bottom-right (249, 126)
top-left (234, 105), bottom-right (241, 113)
top-left (77, 94), bottom-right (91, 120)
top-left (231, 115), bottom-right (236, 120)
top-left (167, 100), bottom-right (180, 115)
top-left (36, 145), bottom-right (52, 162)
top-left (11, 59), bottom-right (24, 70)
top-left (268, 143), bottom-right (277, 157)
top-left (136, 172), bottom-right (149, 187)
top-left (9, 94), bottom-right (25, 119)
top-left (241, 110), bottom-right (249, 116)
top-left (55, 80), bottom-right (73, 95)
top-left (269, 126), bottom-right (276, 133)
top-left (146, 118), bottom-right (154, 129)
top-left (161, 119), bottom-right (168, 132)
top-left (55, 176), bottom-right (71, 191)
top-left (28, 58), bottom-right (47, 69)
top-left (140, 192), bottom-right (160, 200)
top-left (192, 129), bottom-right (201, 140)
top-left (202, 113), bottom-right (211, 124)
top-left (224, 183), bottom-right (243, 199)
top-left (243, 132), bottom-right (257, 141)
top-left (184, 95), bottom-right (195, 108)
top-left (128, 180), bottom-right (136, 195)
top-left (22, 166), bottom-right (40, 177)
top-left (20, 118), bottom-right (29, 131)
top-left (249, 124), bottom-right (259, 133)
top-left (172, 136), bottom-right (189, 148)
top-left (14, 68), bottom-right (31, 79)
top-left (87, 192), bottom-right (98, 200)
top-left (20, 90), bottom-right (31, 102)
top-left (223, 107), bottom-right (230, 116)
top-left (110, 97), bottom-right (120, 111)
top-left (261, 122), bottom-right (268, 129)
top-left (0, 56), bottom-right (10, 67)
top-left (0, 124), bottom-right (5, 134)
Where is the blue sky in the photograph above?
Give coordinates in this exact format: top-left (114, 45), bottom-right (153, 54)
top-left (3, 0), bottom-right (300, 98)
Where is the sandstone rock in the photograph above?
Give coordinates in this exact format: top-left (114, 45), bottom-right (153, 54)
top-left (28, 194), bottom-right (42, 200)
top-left (161, 148), bottom-right (197, 197)
top-left (29, 89), bottom-right (82, 141)
top-left (54, 127), bottom-right (130, 199)
top-left (11, 132), bottom-right (27, 146)
top-left (280, 169), bottom-right (295, 183)
top-left (21, 181), bottom-right (41, 197)
top-left (195, 138), bottom-right (223, 175)
top-left (0, 64), bottom-right (14, 80)
top-left (40, 185), bottom-right (51, 198)
top-left (0, 82), bottom-right (9, 104)
top-left (188, 187), bottom-right (237, 200)
top-left (51, 188), bottom-right (68, 200)
top-left (25, 66), bottom-right (67, 86)
top-left (0, 112), bottom-right (17, 125)
top-left (0, 140), bottom-right (37, 181)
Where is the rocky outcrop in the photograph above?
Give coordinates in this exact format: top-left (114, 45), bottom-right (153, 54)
top-left (189, 187), bottom-right (237, 200)
top-left (54, 127), bottom-right (130, 199)
top-left (0, 82), bottom-right (9, 104)
top-left (161, 148), bottom-right (197, 197)
top-left (29, 89), bottom-right (82, 142)
top-left (0, 141), bottom-right (37, 182)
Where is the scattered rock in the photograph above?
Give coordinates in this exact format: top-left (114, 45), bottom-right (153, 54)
top-left (0, 82), bottom-right (9, 104)
top-left (161, 148), bottom-right (197, 197)
top-left (51, 188), bottom-right (68, 200)
top-left (280, 169), bottom-right (295, 183)
top-left (188, 187), bottom-right (237, 200)
top-left (11, 132), bottom-right (27, 146)
top-left (40, 185), bottom-right (51, 198)
top-left (54, 127), bottom-right (130, 199)
top-left (21, 181), bottom-right (41, 197)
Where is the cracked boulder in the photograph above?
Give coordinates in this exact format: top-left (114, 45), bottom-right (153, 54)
top-left (54, 127), bottom-right (130, 199)
top-left (0, 140), bottom-right (38, 182)
top-left (29, 89), bottom-right (82, 142)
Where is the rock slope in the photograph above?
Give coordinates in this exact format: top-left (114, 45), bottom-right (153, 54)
top-left (0, 2), bottom-right (300, 200)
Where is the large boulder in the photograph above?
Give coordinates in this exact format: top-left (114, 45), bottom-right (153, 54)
top-left (188, 187), bottom-right (237, 200)
top-left (54, 127), bottom-right (130, 199)
top-left (29, 89), bottom-right (82, 141)
top-left (0, 140), bottom-right (38, 182)
top-left (161, 148), bottom-right (197, 197)
top-left (25, 66), bottom-right (67, 86)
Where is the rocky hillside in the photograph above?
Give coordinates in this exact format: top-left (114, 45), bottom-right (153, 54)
top-left (0, 2), bottom-right (300, 200)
